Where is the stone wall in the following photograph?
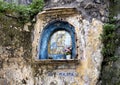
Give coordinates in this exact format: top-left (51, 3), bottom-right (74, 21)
top-left (0, 13), bottom-right (33, 85)
top-left (0, 0), bottom-right (110, 85)
top-left (4, 0), bottom-right (32, 5)
top-left (44, 0), bottom-right (109, 22)
top-left (32, 7), bottom-right (103, 85)
top-left (99, 4), bottom-right (120, 84)
top-left (99, 20), bottom-right (120, 85)
top-left (98, 0), bottom-right (120, 84)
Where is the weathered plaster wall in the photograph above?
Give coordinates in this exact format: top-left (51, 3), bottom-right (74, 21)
top-left (0, 0), bottom-right (109, 85)
top-left (32, 8), bottom-right (103, 85)
top-left (0, 13), bottom-right (34, 84)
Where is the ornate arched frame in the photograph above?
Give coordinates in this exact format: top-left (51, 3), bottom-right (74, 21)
top-left (38, 20), bottom-right (77, 59)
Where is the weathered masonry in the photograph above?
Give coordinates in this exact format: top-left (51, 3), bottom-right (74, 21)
top-left (32, 7), bottom-right (103, 85)
top-left (0, 0), bottom-right (110, 85)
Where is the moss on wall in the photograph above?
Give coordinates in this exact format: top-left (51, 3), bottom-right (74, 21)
top-left (0, 0), bottom-right (44, 60)
top-left (0, 13), bottom-right (32, 59)
top-left (100, 19), bottom-right (120, 85)
top-left (101, 20), bottom-right (120, 65)
top-left (0, 0), bottom-right (44, 23)
top-left (99, 0), bottom-right (120, 83)
top-left (109, 0), bottom-right (120, 16)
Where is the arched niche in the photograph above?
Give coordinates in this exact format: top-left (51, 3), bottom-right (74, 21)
top-left (38, 21), bottom-right (76, 60)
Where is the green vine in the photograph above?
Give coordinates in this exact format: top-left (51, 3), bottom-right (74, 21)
top-left (101, 17), bottom-right (120, 64)
top-left (0, 0), bottom-right (44, 23)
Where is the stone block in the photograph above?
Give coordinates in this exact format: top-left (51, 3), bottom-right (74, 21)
top-left (0, 79), bottom-right (7, 85)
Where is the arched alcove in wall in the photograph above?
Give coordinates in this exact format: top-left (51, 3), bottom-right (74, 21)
top-left (38, 20), bottom-right (76, 60)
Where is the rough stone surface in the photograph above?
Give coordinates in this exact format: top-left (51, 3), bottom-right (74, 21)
top-left (1, 0), bottom-right (118, 85)
top-left (44, 0), bottom-right (109, 22)
top-left (99, 20), bottom-right (120, 85)
top-left (0, 13), bottom-right (33, 85)
top-left (4, 0), bottom-right (32, 5)
top-left (98, 0), bottom-right (120, 84)
top-left (33, 8), bottom-right (103, 85)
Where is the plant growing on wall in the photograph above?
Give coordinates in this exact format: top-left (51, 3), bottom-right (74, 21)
top-left (101, 17), bottom-right (120, 65)
top-left (0, 0), bottom-right (44, 23)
